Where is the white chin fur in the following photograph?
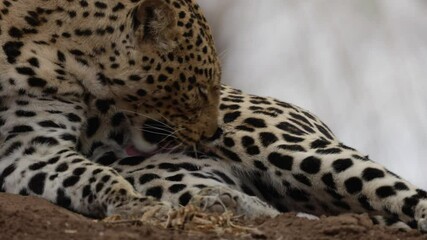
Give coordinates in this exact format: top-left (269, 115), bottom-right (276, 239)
top-left (130, 130), bottom-right (158, 153)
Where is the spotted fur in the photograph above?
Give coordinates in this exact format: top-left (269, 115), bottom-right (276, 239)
top-left (0, 0), bottom-right (220, 218)
top-left (2, 0), bottom-right (427, 234)
top-left (100, 85), bottom-right (427, 232)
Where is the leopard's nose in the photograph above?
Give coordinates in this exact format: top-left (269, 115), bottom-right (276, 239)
top-left (203, 123), bottom-right (218, 138)
top-left (199, 100), bottom-right (220, 140)
top-left (202, 127), bottom-right (222, 142)
top-left (202, 117), bottom-right (219, 139)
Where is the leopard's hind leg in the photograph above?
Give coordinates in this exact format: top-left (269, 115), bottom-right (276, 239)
top-left (201, 85), bottom-right (427, 232)
top-left (228, 141), bottom-right (427, 232)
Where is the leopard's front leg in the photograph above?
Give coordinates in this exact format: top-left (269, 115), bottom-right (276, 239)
top-left (0, 95), bottom-right (171, 219)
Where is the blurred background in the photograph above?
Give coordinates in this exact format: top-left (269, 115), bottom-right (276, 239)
top-left (198, 0), bottom-right (427, 189)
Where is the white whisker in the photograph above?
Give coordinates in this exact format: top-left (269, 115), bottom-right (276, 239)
top-left (192, 144), bottom-right (199, 159)
top-left (118, 108), bottom-right (173, 129)
top-left (155, 128), bottom-right (183, 145)
top-left (166, 143), bottom-right (184, 153)
top-left (218, 48), bottom-right (229, 60)
top-left (140, 124), bottom-right (174, 133)
top-left (153, 110), bottom-right (175, 127)
top-left (131, 128), bottom-right (178, 138)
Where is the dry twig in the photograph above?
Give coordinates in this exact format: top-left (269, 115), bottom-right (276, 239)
top-left (103, 204), bottom-right (265, 238)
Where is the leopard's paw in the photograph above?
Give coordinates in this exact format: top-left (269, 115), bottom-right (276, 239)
top-left (109, 196), bottom-right (173, 223)
top-left (415, 201), bottom-right (427, 233)
top-left (411, 199), bottom-right (427, 233)
top-left (190, 186), bottom-right (279, 219)
top-left (370, 215), bottom-right (412, 231)
top-left (417, 218), bottom-right (427, 233)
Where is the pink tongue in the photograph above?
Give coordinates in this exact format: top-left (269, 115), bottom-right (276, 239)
top-left (125, 146), bottom-right (143, 157)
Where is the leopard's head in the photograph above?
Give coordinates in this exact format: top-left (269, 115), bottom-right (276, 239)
top-left (94, 0), bottom-right (221, 149)
top-left (0, 0), bottom-right (220, 149)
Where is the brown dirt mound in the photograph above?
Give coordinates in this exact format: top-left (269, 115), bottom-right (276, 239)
top-left (1, 193), bottom-right (426, 240)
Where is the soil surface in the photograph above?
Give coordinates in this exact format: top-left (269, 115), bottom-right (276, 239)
top-left (1, 192), bottom-right (426, 240)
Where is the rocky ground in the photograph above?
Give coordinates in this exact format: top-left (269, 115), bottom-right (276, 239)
top-left (1, 193), bottom-right (426, 240)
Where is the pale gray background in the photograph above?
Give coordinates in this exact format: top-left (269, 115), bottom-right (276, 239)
top-left (198, 0), bottom-right (427, 189)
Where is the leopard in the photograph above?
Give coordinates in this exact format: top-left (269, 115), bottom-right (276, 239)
top-left (90, 84), bottom-right (427, 233)
top-left (0, 0), bottom-right (221, 219)
top-left (1, 0), bottom-right (427, 234)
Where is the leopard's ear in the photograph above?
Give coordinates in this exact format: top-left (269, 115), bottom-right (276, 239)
top-left (133, 0), bottom-right (179, 53)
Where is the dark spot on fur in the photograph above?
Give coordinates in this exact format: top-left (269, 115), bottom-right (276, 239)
top-left (344, 177), bottom-right (363, 194)
top-left (362, 168), bottom-right (385, 181)
top-left (28, 172), bottom-right (47, 195)
top-left (268, 152), bottom-right (293, 170)
top-left (146, 186), bottom-right (163, 200)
